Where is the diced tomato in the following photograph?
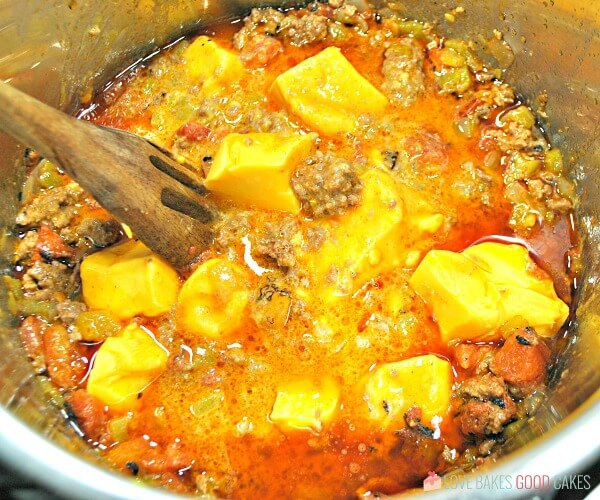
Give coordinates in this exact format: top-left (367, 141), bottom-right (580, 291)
top-left (176, 122), bottom-right (211, 142)
top-left (43, 325), bottom-right (86, 389)
top-left (405, 130), bottom-right (448, 169)
top-left (36, 224), bottom-right (73, 259)
top-left (106, 437), bottom-right (194, 475)
top-left (67, 389), bottom-right (107, 441)
top-left (241, 35), bottom-right (283, 68)
top-left (490, 328), bottom-right (551, 393)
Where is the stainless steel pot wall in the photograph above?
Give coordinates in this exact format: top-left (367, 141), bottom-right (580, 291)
top-left (0, 1), bottom-right (598, 498)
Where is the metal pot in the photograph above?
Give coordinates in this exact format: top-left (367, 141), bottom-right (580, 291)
top-left (0, 1), bottom-right (598, 498)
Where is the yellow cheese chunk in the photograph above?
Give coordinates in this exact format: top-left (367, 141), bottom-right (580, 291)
top-left (462, 242), bottom-right (548, 295)
top-left (271, 47), bottom-right (387, 135)
top-left (87, 324), bottom-right (168, 409)
top-left (205, 132), bottom-right (316, 213)
top-left (301, 169), bottom-right (443, 299)
top-left (184, 36), bottom-right (244, 93)
top-left (409, 242), bottom-right (569, 342)
top-left (270, 378), bottom-right (340, 433)
top-left (364, 355), bottom-right (452, 427)
top-left (305, 169), bottom-right (404, 298)
top-left (80, 240), bottom-right (180, 321)
top-left (409, 249), bottom-right (501, 341)
top-left (177, 258), bottom-right (250, 338)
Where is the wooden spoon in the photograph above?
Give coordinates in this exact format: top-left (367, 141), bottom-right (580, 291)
top-left (0, 81), bottom-right (214, 268)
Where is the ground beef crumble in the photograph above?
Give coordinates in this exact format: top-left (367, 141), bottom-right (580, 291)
top-left (233, 2), bottom-right (370, 51)
top-left (233, 8), bottom-right (330, 49)
top-left (57, 300), bottom-right (87, 326)
top-left (291, 151), bottom-right (362, 218)
top-left (461, 82), bottom-right (515, 119)
top-left (482, 121), bottom-right (546, 154)
top-left (16, 183), bottom-right (84, 230)
top-left (281, 13), bottom-right (329, 46)
top-left (65, 218), bottom-right (123, 248)
top-left (457, 373), bottom-right (517, 436)
top-left (453, 326), bottom-right (551, 440)
top-left (381, 38), bottom-right (425, 107)
top-left (21, 261), bottom-right (74, 301)
top-left (255, 217), bottom-right (299, 269)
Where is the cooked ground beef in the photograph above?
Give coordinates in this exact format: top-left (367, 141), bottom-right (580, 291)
top-left (482, 121), bottom-right (546, 154)
top-left (527, 179), bottom-right (553, 200)
top-left (233, 9), bottom-right (286, 50)
top-left (459, 397), bottom-right (516, 436)
top-left (291, 151), bottom-right (362, 218)
top-left (215, 211), bottom-right (251, 250)
top-left (462, 82), bottom-right (515, 119)
top-left (255, 217), bottom-right (299, 268)
top-left (71, 218), bottom-right (123, 248)
top-left (454, 343), bottom-right (495, 374)
top-left (381, 38), bottom-right (425, 107)
top-left (281, 13), bottom-right (329, 46)
top-left (57, 300), bottom-right (87, 326)
top-left (457, 373), bottom-right (516, 436)
top-left (16, 183), bottom-right (84, 230)
top-left (546, 196), bottom-right (573, 213)
top-left (459, 372), bottom-right (506, 400)
top-left (21, 261), bottom-right (75, 300)
top-left (234, 6), bottom-right (330, 50)
top-left (304, 226), bottom-right (328, 251)
top-left (194, 97), bottom-right (291, 137)
top-left (524, 174), bottom-right (572, 214)
top-left (332, 4), bottom-right (369, 32)
top-left (14, 231), bottom-right (39, 262)
top-left (387, 425), bottom-right (445, 487)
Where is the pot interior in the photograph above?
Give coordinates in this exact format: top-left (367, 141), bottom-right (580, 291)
top-left (0, 1), bottom-right (598, 498)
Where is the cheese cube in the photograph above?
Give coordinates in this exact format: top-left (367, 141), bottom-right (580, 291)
top-left (500, 287), bottom-right (571, 337)
top-left (271, 47), bottom-right (387, 135)
top-left (364, 355), bottom-right (452, 427)
top-left (300, 169), bottom-right (444, 299)
top-left (409, 242), bottom-right (569, 342)
top-left (87, 324), bottom-right (168, 409)
top-left (177, 258), bottom-right (250, 338)
top-left (306, 169), bottom-right (405, 298)
top-left (80, 240), bottom-right (179, 321)
top-left (205, 132), bottom-right (316, 213)
top-left (184, 36), bottom-right (244, 93)
top-left (465, 242), bottom-right (569, 336)
top-left (409, 248), bottom-right (501, 342)
top-left (462, 242), bottom-right (550, 296)
top-left (270, 378), bottom-right (340, 433)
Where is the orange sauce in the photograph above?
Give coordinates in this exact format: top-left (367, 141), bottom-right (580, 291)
top-left (74, 13), bottom-right (577, 499)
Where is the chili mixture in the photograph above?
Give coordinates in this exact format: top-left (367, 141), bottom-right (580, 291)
top-left (8, 1), bottom-right (579, 498)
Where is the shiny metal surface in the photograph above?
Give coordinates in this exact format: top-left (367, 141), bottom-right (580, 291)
top-left (0, 1), bottom-right (598, 498)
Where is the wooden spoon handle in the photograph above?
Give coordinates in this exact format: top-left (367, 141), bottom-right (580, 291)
top-left (0, 81), bottom-right (214, 268)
